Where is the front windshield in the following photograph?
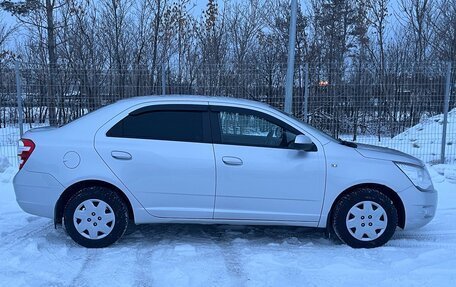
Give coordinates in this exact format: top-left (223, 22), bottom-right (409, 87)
top-left (273, 108), bottom-right (338, 143)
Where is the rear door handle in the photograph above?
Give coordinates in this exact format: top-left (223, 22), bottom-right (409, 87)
top-left (222, 156), bottom-right (243, 166)
top-left (111, 151), bottom-right (132, 160)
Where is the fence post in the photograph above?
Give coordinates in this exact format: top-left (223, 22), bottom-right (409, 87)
top-left (14, 60), bottom-right (24, 138)
top-left (303, 63), bottom-right (309, 123)
top-left (441, 62), bottom-right (452, 164)
top-left (284, 0), bottom-right (297, 114)
top-left (161, 63), bottom-right (166, 96)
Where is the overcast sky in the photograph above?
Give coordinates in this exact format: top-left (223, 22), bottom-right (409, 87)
top-left (1, 10), bottom-right (15, 26)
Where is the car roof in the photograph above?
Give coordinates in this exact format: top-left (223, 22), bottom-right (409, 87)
top-left (64, 94), bottom-right (278, 132)
top-left (115, 94), bottom-right (272, 109)
top-left (60, 94), bottom-right (332, 146)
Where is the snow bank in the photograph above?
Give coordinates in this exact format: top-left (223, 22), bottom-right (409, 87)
top-left (391, 108), bottom-right (456, 163)
top-left (340, 108), bottom-right (456, 163)
top-left (432, 164), bottom-right (456, 184)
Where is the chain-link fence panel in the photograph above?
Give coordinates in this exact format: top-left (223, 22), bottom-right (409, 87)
top-left (0, 61), bottom-right (454, 166)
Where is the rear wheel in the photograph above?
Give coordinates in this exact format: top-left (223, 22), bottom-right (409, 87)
top-left (331, 188), bottom-right (398, 248)
top-left (63, 186), bottom-right (128, 248)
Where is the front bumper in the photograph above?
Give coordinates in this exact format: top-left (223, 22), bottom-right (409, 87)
top-left (13, 170), bottom-right (64, 219)
top-left (400, 185), bottom-right (438, 230)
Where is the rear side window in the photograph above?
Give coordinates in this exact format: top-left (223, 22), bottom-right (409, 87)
top-left (107, 110), bottom-right (205, 143)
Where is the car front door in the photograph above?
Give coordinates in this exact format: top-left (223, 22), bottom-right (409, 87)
top-left (210, 105), bottom-right (326, 224)
top-left (94, 103), bottom-right (216, 219)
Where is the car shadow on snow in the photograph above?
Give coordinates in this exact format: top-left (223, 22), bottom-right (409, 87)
top-left (27, 220), bottom-right (442, 250)
top-left (119, 224), bottom-right (333, 247)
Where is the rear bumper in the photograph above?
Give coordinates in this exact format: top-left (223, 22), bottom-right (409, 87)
top-left (400, 185), bottom-right (438, 230)
top-left (13, 170), bottom-right (64, 219)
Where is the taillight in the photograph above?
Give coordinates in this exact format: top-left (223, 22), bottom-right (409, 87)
top-left (18, 139), bottom-right (35, 170)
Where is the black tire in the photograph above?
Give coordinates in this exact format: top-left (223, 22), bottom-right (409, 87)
top-left (331, 188), bottom-right (398, 248)
top-left (63, 186), bottom-right (129, 248)
top-left (123, 220), bottom-right (137, 236)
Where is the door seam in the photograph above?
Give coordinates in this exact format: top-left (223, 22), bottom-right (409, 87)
top-left (207, 103), bottom-right (218, 219)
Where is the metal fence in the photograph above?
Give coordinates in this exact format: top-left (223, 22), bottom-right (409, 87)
top-left (1, 61), bottom-right (455, 166)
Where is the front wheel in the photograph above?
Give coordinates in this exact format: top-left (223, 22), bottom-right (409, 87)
top-left (331, 188), bottom-right (398, 248)
top-left (63, 186), bottom-right (129, 248)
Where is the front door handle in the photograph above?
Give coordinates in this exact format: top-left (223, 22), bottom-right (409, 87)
top-left (222, 156), bottom-right (243, 166)
top-left (111, 151), bottom-right (132, 160)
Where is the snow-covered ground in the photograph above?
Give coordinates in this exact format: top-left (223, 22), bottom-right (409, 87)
top-left (0, 163), bottom-right (455, 286)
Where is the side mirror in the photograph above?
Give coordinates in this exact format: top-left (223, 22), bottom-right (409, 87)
top-left (293, 134), bottom-right (316, 151)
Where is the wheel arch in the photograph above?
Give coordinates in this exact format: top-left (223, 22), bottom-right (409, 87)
top-left (54, 179), bottom-right (134, 226)
top-left (327, 183), bottom-right (405, 230)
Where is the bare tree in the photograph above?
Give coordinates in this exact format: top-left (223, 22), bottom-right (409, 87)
top-left (195, 0), bottom-right (229, 94)
top-left (431, 0), bottom-right (456, 61)
top-left (398, 0), bottom-right (435, 62)
top-left (1, 0), bottom-right (73, 125)
top-left (0, 14), bottom-right (17, 58)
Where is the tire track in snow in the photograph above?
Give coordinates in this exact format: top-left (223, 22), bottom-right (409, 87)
top-left (391, 230), bottom-right (456, 249)
top-left (0, 219), bottom-right (83, 287)
top-left (132, 241), bottom-right (155, 287)
top-left (0, 219), bottom-right (52, 248)
top-left (67, 249), bottom-right (97, 287)
top-left (209, 227), bottom-right (250, 286)
top-left (129, 224), bottom-right (172, 287)
top-left (394, 230), bottom-right (456, 240)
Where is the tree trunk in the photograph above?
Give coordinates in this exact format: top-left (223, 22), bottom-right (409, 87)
top-left (46, 0), bottom-right (58, 126)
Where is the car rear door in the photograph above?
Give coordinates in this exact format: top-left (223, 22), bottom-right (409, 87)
top-left (210, 105), bottom-right (326, 224)
top-left (94, 103), bottom-right (216, 219)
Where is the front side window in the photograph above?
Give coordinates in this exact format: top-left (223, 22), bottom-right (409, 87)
top-left (107, 110), bottom-right (205, 143)
top-left (217, 110), bottom-right (298, 148)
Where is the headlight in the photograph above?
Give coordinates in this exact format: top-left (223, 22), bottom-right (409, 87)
top-left (395, 162), bottom-right (433, 191)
